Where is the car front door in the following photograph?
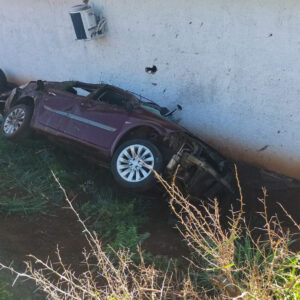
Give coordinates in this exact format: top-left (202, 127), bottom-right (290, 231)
top-left (63, 88), bottom-right (129, 152)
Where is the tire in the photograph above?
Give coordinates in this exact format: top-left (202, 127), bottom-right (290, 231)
top-left (0, 69), bottom-right (7, 93)
top-left (111, 139), bottom-right (163, 191)
top-left (1, 104), bottom-right (33, 141)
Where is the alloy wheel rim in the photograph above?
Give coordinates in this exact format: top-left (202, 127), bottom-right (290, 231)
top-left (3, 108), bottom-right (25, 135)
top-left (117, 144), bottom-right (155, 182)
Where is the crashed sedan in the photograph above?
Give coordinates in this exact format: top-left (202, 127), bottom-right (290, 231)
top-left (0, 72), bottom-right (233, 197)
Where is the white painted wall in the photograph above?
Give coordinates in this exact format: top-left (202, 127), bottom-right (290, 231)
top-left (1, 0), bottom-right (300, 178)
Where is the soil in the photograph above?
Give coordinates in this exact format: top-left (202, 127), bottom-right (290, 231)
top-left (0, 208), bottom-right (88, 299)
top-left (0, 162), bottom-right (299, 299)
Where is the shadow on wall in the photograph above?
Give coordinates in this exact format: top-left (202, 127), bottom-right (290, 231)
top-left (5, 72), bottom-right (32, 86)
top-left (205, 135), bottom-right (300, 181)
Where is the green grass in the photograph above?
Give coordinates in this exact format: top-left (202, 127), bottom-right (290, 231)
top-left (80, 186), bottom-right (150, 251)
top-left (234, 235), bottom-right (300, 299)
top-left (0, 136), bottom-right (151, 251)
top-left (0, 138), bottom-right (64, 215)
top-left (0, 281), bottom-right (12, 300)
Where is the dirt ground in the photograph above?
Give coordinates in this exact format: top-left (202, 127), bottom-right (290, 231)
top-left (0, 162), bottom-right (299, 299)
top-left (0, 207), bottom-right (88, 299)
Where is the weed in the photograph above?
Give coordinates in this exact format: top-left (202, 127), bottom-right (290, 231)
top-left (163, 168), bottom-right (300, 299)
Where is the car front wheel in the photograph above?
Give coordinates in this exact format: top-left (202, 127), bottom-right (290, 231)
top-left (1, 104), bottom-right (33, 141)
top-left (111, 139), bottom-right (163, 190)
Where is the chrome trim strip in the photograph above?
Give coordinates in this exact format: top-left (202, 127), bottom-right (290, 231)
top-left (43, 105), bottom-right (117, 132)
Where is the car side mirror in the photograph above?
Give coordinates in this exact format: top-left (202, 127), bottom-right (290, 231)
top-left (160, 107), bottom-right (169, 115)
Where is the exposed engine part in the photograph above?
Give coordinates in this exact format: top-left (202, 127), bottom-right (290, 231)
top-left (182, 153), bottom-right (234, 193)
top-left (166, 153), bottom-right (182, 172)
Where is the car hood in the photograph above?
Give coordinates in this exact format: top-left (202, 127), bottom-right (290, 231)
top-left (135, 105), bottom-right (225, 160)
top-left (133, 105), bottom-right (188, 133)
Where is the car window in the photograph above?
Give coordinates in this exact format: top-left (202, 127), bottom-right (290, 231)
top-left (73, 87), bottom-right (90, 97)
top-left (97, 90), bottom-right (126, 106)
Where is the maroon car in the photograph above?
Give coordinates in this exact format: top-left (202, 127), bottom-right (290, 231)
top-left (0, 74), bottom-right (233, 197)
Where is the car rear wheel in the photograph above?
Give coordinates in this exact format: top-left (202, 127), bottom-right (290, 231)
top-left (111, 139), bottom-right (163, 190)
top-left (1, 104), bottom-right (33, 141)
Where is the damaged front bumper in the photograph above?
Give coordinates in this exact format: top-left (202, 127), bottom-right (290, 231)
top-left (164, 132), bottom-right (234, 198)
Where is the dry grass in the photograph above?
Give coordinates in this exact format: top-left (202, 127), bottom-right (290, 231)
top-left (0, 168), bottom-right (299, 299)
top-left (159, 166), bottom-right (300, 299)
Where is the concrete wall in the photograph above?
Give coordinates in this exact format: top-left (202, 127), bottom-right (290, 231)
top-left (1, 0), bottom-right (300, 178)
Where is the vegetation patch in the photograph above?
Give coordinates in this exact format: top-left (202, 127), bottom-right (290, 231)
top-left (1, 171), bottom-right (299, 299)
top-left (1, 137), bottom-right (298, 299)
top-left (0, 138), bottom-right (64, 215)
top-left (0, 137), bottom-right (150, 252)
top-left (0, 281), bottom-right (12, 300)
top-left (80, 186), bottom-right (150, 251)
